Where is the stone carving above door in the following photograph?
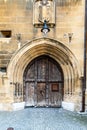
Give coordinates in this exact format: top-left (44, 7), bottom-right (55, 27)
top-left (33, 0), bottom-right (55, 27)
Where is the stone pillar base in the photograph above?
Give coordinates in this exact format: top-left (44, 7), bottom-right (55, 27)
top-left (62, 101), bottom-right (75, 111)
top-left (12, 102), bottom-right (25, 111)
top-left (0, 102), bottom-right (25, 111)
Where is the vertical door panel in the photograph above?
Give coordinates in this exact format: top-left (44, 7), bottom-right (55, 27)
top-left (49, 83), bottom-right (62, 107)
top-left (25, 82), bottom-right (35, 106)
top-left (37, 83), bottom-right (46, 106)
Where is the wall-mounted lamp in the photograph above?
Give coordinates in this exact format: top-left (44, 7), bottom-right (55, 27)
top-left (41, 20), bottom-right (50, 36)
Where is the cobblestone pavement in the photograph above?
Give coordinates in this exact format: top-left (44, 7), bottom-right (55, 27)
top-left (0, 108), bottom-right (87, 130)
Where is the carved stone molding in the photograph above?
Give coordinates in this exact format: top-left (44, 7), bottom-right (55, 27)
top-left (33, 0), bottom-right (55, 27)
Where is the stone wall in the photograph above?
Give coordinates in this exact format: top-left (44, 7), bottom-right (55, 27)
top-left (0, 0), bottom-right (86, 111)
top-left (0, 0), bottom-right (85, 67)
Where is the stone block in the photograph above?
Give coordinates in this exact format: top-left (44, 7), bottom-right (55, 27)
top-left (12, 102), bottom-right (25, 111)
top-left (62, 101), bottom-right (75, 111)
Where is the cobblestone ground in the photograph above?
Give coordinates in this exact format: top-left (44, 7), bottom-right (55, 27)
top-left (0, 108), bottom-right (87, 130)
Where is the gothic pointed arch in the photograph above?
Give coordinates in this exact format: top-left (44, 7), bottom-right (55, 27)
top-left (7, 37), bottom-right (81, 103)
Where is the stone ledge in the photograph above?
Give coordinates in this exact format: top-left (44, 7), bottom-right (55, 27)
top-left (62, 101), bottom-right (75, 111)
top-left (12, 102), bottom-right (25, 111)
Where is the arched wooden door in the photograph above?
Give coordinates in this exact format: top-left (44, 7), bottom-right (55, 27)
top-left (23, 55), bottom-right (64, 107)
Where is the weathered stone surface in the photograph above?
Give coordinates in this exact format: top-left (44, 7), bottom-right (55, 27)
top-left (0, 0), bottom-right (86, 111)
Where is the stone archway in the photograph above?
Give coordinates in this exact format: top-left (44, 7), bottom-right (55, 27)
top-left (7, 37), bottom-right (81, 111)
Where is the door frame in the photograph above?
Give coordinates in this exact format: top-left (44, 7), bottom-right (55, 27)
top-left (23, 55), bottom-right (64, 107)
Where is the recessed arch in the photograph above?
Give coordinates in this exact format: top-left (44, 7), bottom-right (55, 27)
top-left (7, 37), bottom-right (81, 103)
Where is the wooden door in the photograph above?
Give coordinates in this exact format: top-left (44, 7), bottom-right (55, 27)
top-left (25, 82), bottom-right (35, 106)
top-left (49, 83), bottom-right (62, 107)
top-left (37, 83), bottom-right (46, 106)
top-left (23, 55), bottom-right (64, 107)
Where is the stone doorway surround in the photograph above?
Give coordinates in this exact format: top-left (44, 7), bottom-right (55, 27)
top-left (6, 37), bottom-right (81, 111)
